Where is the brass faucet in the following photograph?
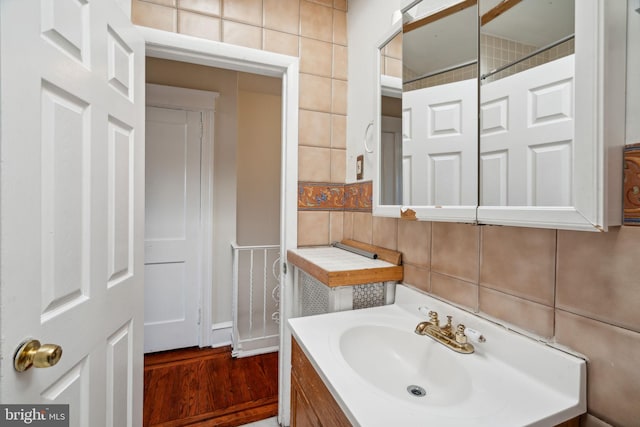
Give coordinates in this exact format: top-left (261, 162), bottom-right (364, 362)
top-left (415, 311), bottom-right (475, 354)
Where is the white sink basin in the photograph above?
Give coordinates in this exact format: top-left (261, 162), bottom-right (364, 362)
top-left (340, 325), bottom-right (472, 405)
top-left (288, 284), bottom-right (586, 427)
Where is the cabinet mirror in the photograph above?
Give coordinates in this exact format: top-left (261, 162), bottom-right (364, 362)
top-left (479, 0), bottom-right (575, 208)
top-left (477, 0), bottom-right (624, 230)
top-left (374, 0), bottom-right (625, 231)
top-left (378, 28), bottom-right (403, 207)
top-left (375, 0), bottom-right (478, 222)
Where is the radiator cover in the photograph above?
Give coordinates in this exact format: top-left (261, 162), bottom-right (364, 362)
top-left (294, 269), bottom-right (395, 317)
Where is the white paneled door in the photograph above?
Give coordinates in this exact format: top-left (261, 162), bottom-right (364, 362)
top-left (380, 116), bottom-right (403, 206)
top-left (144, 107), bottom-right (202, 353)
top-left (402, 78), bottom-right (478, 207)
top-left (0, 0), bottom-right (144, 425)
top-left (480, 55), bottom-right (575, 207)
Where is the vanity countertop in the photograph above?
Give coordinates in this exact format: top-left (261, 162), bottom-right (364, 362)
top-left (287, 241), bottom-right (403, 287)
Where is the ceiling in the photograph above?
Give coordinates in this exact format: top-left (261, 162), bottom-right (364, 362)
top-left (403, 4), bottom-right (478, 77)
top-left (482, 0), bottom-right (575, 47)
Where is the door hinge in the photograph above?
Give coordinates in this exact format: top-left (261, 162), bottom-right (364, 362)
top-left (197, 308), bottom-right (201, 325)
top-left (282, 263), bottom-right (288, 275)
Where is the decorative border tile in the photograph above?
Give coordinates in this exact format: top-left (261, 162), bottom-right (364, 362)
top-left (624, 143), bottom-right (640, 226)
top-left (298, 182), bottom-right (344, 210)
top-left (297, 181), bottom-right (372, 212)
top-left (344, 181), bottom-right (372, 212)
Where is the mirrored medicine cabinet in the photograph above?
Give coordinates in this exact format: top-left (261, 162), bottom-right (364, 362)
top-left (373, 0), bottom-right (627, 231)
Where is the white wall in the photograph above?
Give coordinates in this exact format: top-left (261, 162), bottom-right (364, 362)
top-left (627, 0), bottom-right (640, 144)
top-left (117, 0), bottom-right (131, 18)
top-left (346, 0), bottom-right (406, 183)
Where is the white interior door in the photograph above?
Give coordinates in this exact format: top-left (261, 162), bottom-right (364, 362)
top-left (0, 0), bottom-right (144, 425)
top-left (480, 55), bottom-right (575, 206)
top-left (402, 78), bottom-right (478, 207)
top-left (144, 107), bottom-right (202, 353)
top-left (381, 116), bottom-right (403, 205)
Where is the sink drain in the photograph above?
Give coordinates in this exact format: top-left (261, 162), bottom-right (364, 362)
top-left (406, 385), bottom-right (426, 397)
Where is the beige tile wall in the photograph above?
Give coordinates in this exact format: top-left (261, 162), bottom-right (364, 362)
top-left (402, 32), bottom-right (572, 91)
top-left (480, 33), bottom-right (574, 82)
top-left (132, 0), bottom-right (348, 247)
top-left (404, 63), bottom-right (477, 92)
top-left (380, 31), bottom-right (402, 78)
top-left (353, 214), bottom-right (640, 426)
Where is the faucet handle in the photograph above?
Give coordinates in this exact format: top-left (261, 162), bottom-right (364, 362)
top-left (428, 311), bottom-right (439, 325)
top-left (455, 324), bottom-right (468, 345)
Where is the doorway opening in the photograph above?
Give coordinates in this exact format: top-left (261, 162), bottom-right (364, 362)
top-left (139, 25), bottom-right (299, 427)
top-left (143, 59), bottom-right (283, 356)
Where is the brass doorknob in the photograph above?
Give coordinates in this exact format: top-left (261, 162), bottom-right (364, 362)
top-left (14, 339), bottom-right (63, 372)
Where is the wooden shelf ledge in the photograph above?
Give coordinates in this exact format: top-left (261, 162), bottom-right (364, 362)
top-left (287, 241), bottom-right (403, 288)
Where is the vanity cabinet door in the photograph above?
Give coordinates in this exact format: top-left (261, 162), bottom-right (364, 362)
top-left (291, 339), bottom-right (352, 427)
top-left (291, 376), bottom-right (321, 427)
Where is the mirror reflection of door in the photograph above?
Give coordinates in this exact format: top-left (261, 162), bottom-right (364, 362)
top-left (401, 0), bottom-right (478, 208)
top-left (380, 32), bottom-right (403, 206)
top-left (381, 114), bottom-right (403, 205)
top-left (479, 0), bottom-right (576, 207)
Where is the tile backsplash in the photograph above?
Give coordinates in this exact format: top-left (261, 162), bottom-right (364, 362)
top-left (297, 181), bottom-right (371, 246)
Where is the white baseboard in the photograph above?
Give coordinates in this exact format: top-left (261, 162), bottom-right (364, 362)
top-left (232, 345), bottom-right (279, 358)
top-left (210, 321), bottom-right (233, 348)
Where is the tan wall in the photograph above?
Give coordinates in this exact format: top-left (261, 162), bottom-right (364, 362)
top-left (381, 95), bottom-right (401, 118)
top-left (236, 89), bottom-right (281, 246)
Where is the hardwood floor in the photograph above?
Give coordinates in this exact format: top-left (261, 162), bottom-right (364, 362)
top-left (144, 346), bottom-right (279, 427)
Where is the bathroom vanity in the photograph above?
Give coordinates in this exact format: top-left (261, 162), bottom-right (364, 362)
top-left (289, 285), bottom-right (586, 427)
top-left (291, 339), bottom-right (351, 427)
top-left (290, 341), bottom-right (580, 427)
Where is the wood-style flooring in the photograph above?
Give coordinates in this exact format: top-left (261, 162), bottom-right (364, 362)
top-left (144, 346), bottom-right (279, 427)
